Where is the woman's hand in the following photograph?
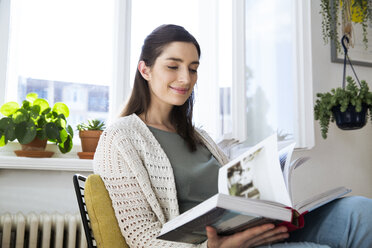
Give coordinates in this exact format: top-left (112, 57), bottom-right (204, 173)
top-left (206, 224), bottom-right (289, 248)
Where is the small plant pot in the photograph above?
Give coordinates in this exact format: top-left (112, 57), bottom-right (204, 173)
top-left (332, 104), bottom-right (367, 130)
top-left (79, 130), bottom-right (103, 153)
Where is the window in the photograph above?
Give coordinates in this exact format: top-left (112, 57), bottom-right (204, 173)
top-left (0, 0), bottom-right (314, 154)
top-left (130, 0), bottom-right (232, 139)
top-left (2, 0), bottom-right (115, 143)
top-left (244, 0), bottom-right (296, 145)
top-left (232, 0), bottom-right (314, 148)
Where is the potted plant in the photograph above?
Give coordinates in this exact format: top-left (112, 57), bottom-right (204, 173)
top-left (320, 0), bottom-right (372, 50)
top-left (77, 119), bottom-right (105, 159)
top-left (314, 76), bottom-right (372, 139)
top-left (0, 92), bottom-right (74, 157)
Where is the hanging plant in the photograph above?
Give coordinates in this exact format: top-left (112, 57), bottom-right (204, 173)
top-left (314, 76), bottom-right (372, 138)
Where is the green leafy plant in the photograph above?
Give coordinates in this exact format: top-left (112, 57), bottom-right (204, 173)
top-left (314, 76), bottom-right (372, 138)
top-left (320, 0), bottom-right (372, 50)
top-left (0, 92), bottom-right (74, 153)
top-left (77, 119), bottom-right (105, 131)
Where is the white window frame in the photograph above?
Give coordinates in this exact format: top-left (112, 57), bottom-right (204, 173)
top-left (292, 0), bottom-right (315, 149)
top-left (110, 0), bottom-right (132, 121)
top-left (232, 0), bottom-right (315, 149)
top-left (0, 0), bottom-right (11, 106)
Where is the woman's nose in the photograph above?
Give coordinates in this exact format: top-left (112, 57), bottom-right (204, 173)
top-left (178, 68), bottom-right (191, 83)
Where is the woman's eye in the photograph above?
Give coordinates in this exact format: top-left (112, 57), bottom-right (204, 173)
top-left (189, 68), bottom-right (198, 74)
top-left (167, 66), bottom-right (178, 70)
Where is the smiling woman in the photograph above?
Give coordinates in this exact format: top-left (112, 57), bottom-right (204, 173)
top-left (121, 25), bottom-right (202, 151)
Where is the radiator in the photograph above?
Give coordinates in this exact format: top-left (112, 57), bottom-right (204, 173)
top-left (0, 212), bottom-right (88, 248)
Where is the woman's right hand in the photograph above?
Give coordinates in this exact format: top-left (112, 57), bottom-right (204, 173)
top-left (206, 224), bottom-right (289, 248)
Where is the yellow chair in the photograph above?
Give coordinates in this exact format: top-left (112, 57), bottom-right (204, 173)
top-left (73, 174), bottom-right (129, 248)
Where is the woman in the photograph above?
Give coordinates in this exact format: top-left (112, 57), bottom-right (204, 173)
top-left (93, 24), bottom-right (372, 248)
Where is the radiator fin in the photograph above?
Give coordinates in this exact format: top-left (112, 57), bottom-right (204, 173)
top-left (0, 212), bottom-right (87, 248)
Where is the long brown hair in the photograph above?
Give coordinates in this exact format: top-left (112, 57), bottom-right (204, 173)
top-left (121, 24), bottom-right (201, 151)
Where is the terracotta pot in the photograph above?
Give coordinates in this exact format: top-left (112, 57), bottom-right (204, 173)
top-left (79, 130), bottom-right (103, 153)
top-left (21, 137), bottom-right (47, 151)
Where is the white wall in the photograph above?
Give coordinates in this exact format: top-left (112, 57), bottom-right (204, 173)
top-left (291, 0), bottom-right (372, 204)
top-left (0, 169), bottom-right (91, 214)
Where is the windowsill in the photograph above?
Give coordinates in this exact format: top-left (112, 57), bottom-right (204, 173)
top-left (0, 142), bottom-right (93, 172)
top-left (0, 156), bottom-right (93, 171)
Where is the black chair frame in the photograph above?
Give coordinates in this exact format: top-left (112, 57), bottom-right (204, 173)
top-left (73, 174), bottom-right (97, 248)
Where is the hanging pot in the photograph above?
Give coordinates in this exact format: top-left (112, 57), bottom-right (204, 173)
top-left (332, 104), bottom-right (367, 130)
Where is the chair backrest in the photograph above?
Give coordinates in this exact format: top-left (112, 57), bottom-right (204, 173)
top-left (73, 174), bottom-right (97, 248)
top-left (73, 174), bottom-right (129, 248)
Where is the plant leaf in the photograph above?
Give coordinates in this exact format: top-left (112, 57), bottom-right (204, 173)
top-left (12, 109), bottom-right (29, 124)
top-left (15, 121), bottom-right (37, 144)
top-left (37, 128), bottom-right (47, 140)
top-left (26, 92), bottom-right (38, 103)
top-left (67, 125), bottom-right (74, 138)
top-left (45, 122), bottom-right (59, 140)
top-left (53, 102), bottom-right (69, 118)
top-left (56, 117), bottom-right (67, 129)
top-left (0, 134), bottom-right (7, 147)
top-left (0, 102), bottom-right (19, 116)
top-left (22, 100), bottom-right (31, 110)
top-left (0, 117), bottom-right (16, 141)
top-left (59, 128), bottom-right (68, 143)
top-left (30, 105), bottom-right (41, 119)
top-left (41, 107), bottom-right (51, 115)
top-left (58, 135), bottom-right (73, 154)
top-left (33, 98), bottom-right (50, 113)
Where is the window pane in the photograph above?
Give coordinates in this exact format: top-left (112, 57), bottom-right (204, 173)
top-left (244, 0), bottom-right (295, 145)
top-left (131, 0), bottom-right (232, 140)
top-left (6, 0), bottom-right (115, 141)
top-left (218, 0), bottom-right (233, 137)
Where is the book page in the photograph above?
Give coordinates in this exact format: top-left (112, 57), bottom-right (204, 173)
top-left (278, 142), bottom-right (296, 189)
top-left (218, 134), bottom-right (292, 207)
top-left (287, 156), bottom-right (310, 201)
top-left (294, 186), bottom-right (351, 214)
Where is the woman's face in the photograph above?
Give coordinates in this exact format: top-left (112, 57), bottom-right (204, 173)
top-left (140, 42), bottom-right (199, 109)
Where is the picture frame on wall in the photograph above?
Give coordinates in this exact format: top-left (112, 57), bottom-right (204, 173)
top-left (330, 12), bottom-right (372, 67)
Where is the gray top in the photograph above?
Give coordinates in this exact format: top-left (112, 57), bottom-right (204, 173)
top-left (148, 126), bottom-right (221, 213)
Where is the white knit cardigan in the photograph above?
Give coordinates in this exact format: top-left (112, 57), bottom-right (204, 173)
top-left (93, 114), bottom-right (229, 248)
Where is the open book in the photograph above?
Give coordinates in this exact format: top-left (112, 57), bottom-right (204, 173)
top-left (157, 134), bottom-right (351, 244)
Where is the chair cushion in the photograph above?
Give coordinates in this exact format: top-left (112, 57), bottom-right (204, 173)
top-left (85, 174), bottom-right (129, 248)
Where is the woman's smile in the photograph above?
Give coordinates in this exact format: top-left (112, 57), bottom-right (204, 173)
top-left (169, 85), bottom-right (189, 95)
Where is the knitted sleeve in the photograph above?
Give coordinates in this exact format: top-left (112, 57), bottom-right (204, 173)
top-left (93, 122), bottom-right (208, 248)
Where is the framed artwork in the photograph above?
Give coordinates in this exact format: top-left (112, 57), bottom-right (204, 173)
top-left (330, 11), bottom-right (372, 67)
